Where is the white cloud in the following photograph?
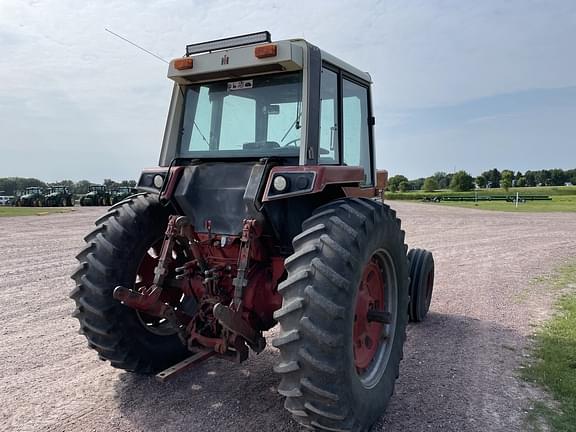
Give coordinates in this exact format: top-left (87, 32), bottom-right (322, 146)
top-left (0, 0), bottom-right (575, 180)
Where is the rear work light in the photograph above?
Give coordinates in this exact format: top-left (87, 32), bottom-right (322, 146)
top-left (186, 31), bottom-right (271, 56)
top-left (173, 58), bottom-right (193, 70)
top-left (254, 44), bottom-right (277, 59)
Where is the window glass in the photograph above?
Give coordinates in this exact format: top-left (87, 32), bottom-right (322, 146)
top-left (319, 68), bottom-right (338, 164)
top-left (178, 72), bottom-right (302, 158)
top-left (342, 79), bottom-right (372, 185)
top-left (220, 95), bottom-right (255, 149)
top-left (267, 101), bottom-right (301, 147)
top-left (189, 86), bottom-right (212, 150)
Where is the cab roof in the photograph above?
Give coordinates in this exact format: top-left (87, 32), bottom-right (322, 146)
top-left (167, 32), bottom-right (371, 85)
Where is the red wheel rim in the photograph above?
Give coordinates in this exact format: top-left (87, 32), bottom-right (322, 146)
top-left (353, 257), bottom-right (385, 374)
top-left (135, 244), bottom-right (160, 291)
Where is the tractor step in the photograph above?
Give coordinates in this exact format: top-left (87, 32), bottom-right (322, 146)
top-left (155, 350), bottom-right (214, 382)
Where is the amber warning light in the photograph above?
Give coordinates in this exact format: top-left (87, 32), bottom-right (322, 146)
top-left (173, 58), bottom-right (193, 70)
top-left (255, 44), bottom-right (277, 59)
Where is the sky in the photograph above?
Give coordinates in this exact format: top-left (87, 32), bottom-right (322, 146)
top-left (0, 0), bottom-right (575, 182)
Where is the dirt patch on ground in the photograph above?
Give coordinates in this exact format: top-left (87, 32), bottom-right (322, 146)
top-left (1, 203), bottom-right (575, 432)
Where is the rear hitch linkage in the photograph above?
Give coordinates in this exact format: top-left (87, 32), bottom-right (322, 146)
top-left (113, 215), bottom-right (266, 364)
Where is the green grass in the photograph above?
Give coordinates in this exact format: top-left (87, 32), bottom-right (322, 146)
top-left (386, 186), bottom-right (576, 212)
top-left (0, 207), bottom-right (75, 217)
top-left (522, 262), bottom-right (576, 431)
top-left (387, 185), bottom-right (576, 200)
top-left (433, 195), bottom-right (576, 212)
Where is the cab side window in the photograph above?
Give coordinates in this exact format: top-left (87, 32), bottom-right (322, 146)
top-left (342, 78), bottom-right (372, 185)
top-left (318, 68), bottom-right (338, 164)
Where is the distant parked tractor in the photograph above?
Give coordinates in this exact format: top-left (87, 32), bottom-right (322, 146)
top-left (110, 186), bottom-right (134, 204)
top-left (18, 187), bottom-right (45, 207)
top-left (44, 186), bottom-right (74, 207)
top-left (79, 185), bottom-right (111, 206)
top-left (71, 32), bottom-right (435, 431)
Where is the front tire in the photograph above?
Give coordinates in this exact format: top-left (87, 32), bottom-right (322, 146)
top-left (70, 194), bottom-right (189, 373)
top-left (273, 198), bottom-right (409, 432)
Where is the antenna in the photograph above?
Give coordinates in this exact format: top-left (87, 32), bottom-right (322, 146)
top-left (104, 28), bottom-right (169, 64)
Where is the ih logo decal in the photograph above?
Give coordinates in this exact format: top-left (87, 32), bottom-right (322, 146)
top-left (221, 54), bottom-right (229, 65)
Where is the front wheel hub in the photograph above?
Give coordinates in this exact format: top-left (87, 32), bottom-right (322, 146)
top-left (353, 251), bottom-right (397, 386)
top-left (354, 258), bottom-right (385, 371)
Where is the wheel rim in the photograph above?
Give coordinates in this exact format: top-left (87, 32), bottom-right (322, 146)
top-left (134, 239), bottom-right (187, 336)
top-left (353, 250), bottom-right (398, 388)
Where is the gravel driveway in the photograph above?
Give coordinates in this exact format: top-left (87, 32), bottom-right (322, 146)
top-left (1, 202), bottom-right (575, 432)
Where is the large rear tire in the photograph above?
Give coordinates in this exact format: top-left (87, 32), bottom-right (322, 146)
top-left (70, 194), bottom-right (189, 373)
top-left (273, 198), bottom-right (409, 432)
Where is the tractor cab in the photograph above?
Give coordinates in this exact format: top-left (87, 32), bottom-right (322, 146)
top-left (139, 32), bottom-right (384, 243)
top-left (156, 32), bottom-right (375, 180)
top-left (47, 186), bottom-right (69, 194)
top-left (25, 187), bottom-right (43, 195)
top-left (89, 185), bottom-right (106, 192)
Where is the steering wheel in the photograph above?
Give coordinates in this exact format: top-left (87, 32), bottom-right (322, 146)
top-left (282, 138), bottom-right (301, 148)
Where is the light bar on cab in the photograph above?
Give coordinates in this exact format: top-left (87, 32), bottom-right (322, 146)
top-left (186, 31), bottom-right (271, 56)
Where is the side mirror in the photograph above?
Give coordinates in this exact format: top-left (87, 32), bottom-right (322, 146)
top-left (376, 170), bottom-right (388, 200)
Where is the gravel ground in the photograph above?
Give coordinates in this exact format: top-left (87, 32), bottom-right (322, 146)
top-left (1, 202), bottom-right (575, 432)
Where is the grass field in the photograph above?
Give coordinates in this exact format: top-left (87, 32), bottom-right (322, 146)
top-left (432, 195), bottom-right (576, 212)
top-left (0, 207), bottom-right (75, 217)
top-left (523, 262), bottom-right (576, 431)
top-left (387, 186), bottom-right (576, 212)
top-left (388, 185), bottom-right (576, 199)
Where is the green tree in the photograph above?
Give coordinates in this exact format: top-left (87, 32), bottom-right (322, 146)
top-left (475, 175), bottom-right (487, 188)
top-left (450, 170), bottom-right (474, 192)
top-left (549, 169), bottom-right (567, 186)
top-left (55, 179), bottom-right (74, 188)
top-left (422, 177), bottom-right (439, 192)
top-left (388, 175), bottom-right (408, 193)
top-left (482, 168), bottom-right (501, 188)
top-left (535, 170), bottom-right (550, 186)
top-left (398, 181), bottom-right (408, 193)
top-left (0, 177), bottom-right (47, 195)
top-left (433, 172), bottom-right (449, 189)
top-left (501, 171), bottom-right (513, 191)
top-left (524, 171), bottom-right (536, 187)
top-left (103, 178), bottom-right (119, 189)
top-left (516, 177), bottom-right (526, 187)
top-left (408, 178), bottom-right (425, 191)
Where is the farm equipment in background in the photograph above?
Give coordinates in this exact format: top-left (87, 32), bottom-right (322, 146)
top-left (71, 32), bottom-right (435, 432)
top-left (110, 186), bottom-right (134, 204)
top-left (79, 185), bottom-right (111, 206)
top-left (0, 195), bottom-right (15, 206)
top-left (44, 186), bottom-right (74, 207)
top-left (17, 187), bottom-right (45, 207)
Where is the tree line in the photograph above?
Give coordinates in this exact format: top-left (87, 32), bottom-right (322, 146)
top-left (388, 168), bottom-right (576, 193)
top-left (0, 177), bottom-right (137, 196)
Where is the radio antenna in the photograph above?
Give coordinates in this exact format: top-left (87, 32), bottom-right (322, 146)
top-left (104, 28), bottom-right (169, 64)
